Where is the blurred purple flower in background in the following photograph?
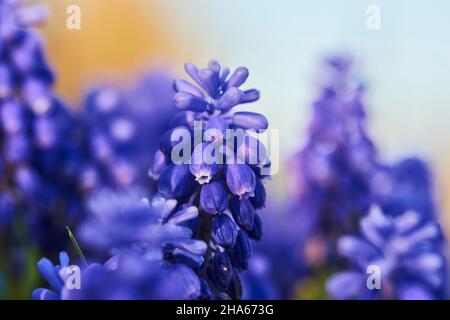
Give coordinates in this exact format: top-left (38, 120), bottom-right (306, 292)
top-left (292, 55), bottom-right (376, 258)
top-left (371, 158), bottom-right (438, 221)
top-left (252, 55), bottom-right (447, 300)
top-left (33, 251), bottom-right (201, 300)
top-left (0, 0), bottom-right (81, 258)
top-left (63, 255), bottom-right (201, 300)
top-left (76, 72), bottom-right (175, 192)
top-left (327, 206), bottom-right (446, 300)
top-left (78, 189), bottom-right (206, 266)
top-left (33, 189), bottom-right (206, 300)
top-left (253, 56), bottom-right (378, 299)
top-left (241, 253), bottom-right (280, 299)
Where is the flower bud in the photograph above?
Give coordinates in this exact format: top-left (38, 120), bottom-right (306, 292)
top-left (217, 87), bottom-right (243, 111)
top-left (230, 197), bottom-right (255, 231)
top-left (251, 178), bottom-right (267, 209)
top-left (227, 67), bottom-right (249, 88)
top-left (208, 252), bottom-right (233, 290)
top-left (225, 164), bottom-right (256, 199)
top-left (248, 213), bottom-right (262, 240)
top-left (212, 214), bottom-right (238, 248)
top-left (200, 181), bottom-right (228, 215)
top-left (231, 230), bottom-right (252, 270)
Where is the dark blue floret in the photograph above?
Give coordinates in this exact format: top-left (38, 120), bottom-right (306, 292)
top-left (200, 181), bottom-right (228, 215)
top-left (208, 252), bottom-right (233, 290)
top-left (212, 213), bottom-right (239, 248)
top-left (231, 229), bottom-right (252, 270)
top-left (230, 197), bottom-right (255, 232)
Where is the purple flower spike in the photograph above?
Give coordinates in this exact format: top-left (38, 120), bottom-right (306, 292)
top-left (174, 92), bottom-right (207, 112)
top-left (232, 112), bottom-right (268, 130)
top-left (200, 181), bottom-right (228, 215)
top-left (156, 60), bottom-right (270, 299)
top-left (212, 214), bottom-right (238, 248)
top-left (158, 164), bottom-right (195, 200)
top-left (226, 164), bottom-right (256, 199)
top-left (230, 197), bottom-right (255, 231)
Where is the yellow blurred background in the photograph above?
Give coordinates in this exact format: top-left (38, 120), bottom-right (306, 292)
top-left (41, 0), bottom-right (188, 101)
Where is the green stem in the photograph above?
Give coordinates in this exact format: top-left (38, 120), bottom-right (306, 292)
top-left (65, 226), bottom-right (87, 266)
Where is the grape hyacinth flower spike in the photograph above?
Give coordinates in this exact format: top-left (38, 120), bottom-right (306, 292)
top-left (156, 60), bottom-right (271, 299)
top-left (290, 55), bottom-right (377, 268)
